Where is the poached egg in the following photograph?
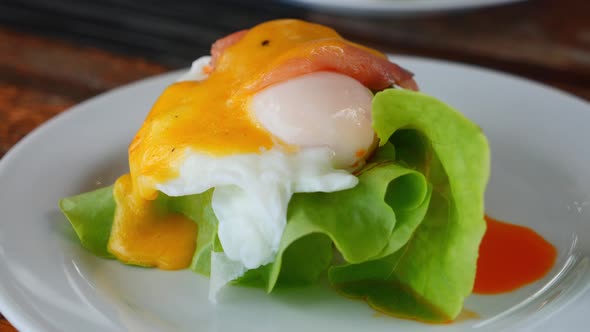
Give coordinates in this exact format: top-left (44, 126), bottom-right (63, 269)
top-left (107, 19), bottom-right (416, 299)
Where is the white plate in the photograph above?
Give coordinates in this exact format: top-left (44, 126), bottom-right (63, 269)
top-left (0, 56), bottom-right (589, 332)
top-left (284, 0), bottom-right (527, 15)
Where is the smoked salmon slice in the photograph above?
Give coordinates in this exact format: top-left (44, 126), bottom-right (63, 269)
top-left (209, 28), bottom-right (418, 92)
top-left (210, 29), bottom-right (248, 68)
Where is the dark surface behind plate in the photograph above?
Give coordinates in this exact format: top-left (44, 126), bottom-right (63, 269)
top-left (0, 0), bottom-right (304, 67)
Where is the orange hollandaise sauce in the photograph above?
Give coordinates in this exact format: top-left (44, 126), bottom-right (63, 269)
top-left (109, 20), bottom-right (388, 269)
top-left (473, 215), bottom-right (557, 294)
top-left (108, 174), bottom-right (197, 269)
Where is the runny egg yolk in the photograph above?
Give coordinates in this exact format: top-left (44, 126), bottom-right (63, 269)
top-left (110, 20), bottom-right (386, 270)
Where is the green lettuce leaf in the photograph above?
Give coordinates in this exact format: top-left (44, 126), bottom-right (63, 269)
top-left (329, 89), bottom-right (490, 322)
top-left (59, 186), bottom-right (116, 258)
top-left (256, 163), bottom-right (429, 284)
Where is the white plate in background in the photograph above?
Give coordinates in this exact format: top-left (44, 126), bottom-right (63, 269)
top-left (284, 0), bottom-right (527, 15)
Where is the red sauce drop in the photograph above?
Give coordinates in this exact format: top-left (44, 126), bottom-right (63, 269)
top-left (473, 215), bottom-right (557, 294)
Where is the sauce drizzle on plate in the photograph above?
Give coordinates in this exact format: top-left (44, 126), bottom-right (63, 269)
top-left (473, 215), bottom-right (557, 294)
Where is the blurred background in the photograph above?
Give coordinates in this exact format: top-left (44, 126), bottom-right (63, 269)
top-left (0, 0), bottom-right (588, 330)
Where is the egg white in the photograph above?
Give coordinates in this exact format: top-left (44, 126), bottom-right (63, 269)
top-left (157, 147), bottom-right (357, 300)
top-left (176, 56), bottom-right (211, 82)
top-left (162, 57), bottom-right (376, 299)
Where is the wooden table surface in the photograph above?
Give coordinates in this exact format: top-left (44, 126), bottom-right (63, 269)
top-left (0, 0), bottom-right (589, 330)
